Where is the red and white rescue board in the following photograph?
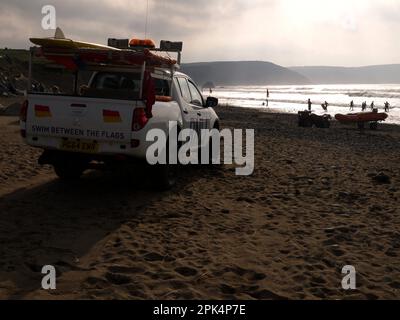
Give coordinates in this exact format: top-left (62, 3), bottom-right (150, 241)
top-left (335, 112), bottom-right (388, 123)
top-left (30, 27), bottom-right (177, 70)
top-left (30, 27), bottom-right (119, 51)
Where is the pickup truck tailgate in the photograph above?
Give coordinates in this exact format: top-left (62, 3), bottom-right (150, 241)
top-left (26, 95), bottom-right (138, 141)
top-left (25, 94), bottom-right (141, 152)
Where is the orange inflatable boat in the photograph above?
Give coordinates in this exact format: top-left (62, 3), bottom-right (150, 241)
top-left (335, 112), bottom-right (388, 123)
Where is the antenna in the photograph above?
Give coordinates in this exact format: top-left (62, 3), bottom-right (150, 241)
top-left (145, 0), bottom-right (149, 38)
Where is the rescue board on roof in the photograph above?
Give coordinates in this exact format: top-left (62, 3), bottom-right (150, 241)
top-left (30, 30), bottom-right (178, 71)
top-left (30, 28), bottom-right (120, 51)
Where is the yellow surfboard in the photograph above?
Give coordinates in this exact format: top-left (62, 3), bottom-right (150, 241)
top-left (30, 27), bottom-right (120, 51)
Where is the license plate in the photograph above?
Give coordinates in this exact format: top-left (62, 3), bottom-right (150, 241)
top-left (60, 139), bottom-right (99, 154)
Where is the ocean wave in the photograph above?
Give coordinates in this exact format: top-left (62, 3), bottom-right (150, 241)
top-left (269, 89), bottom-right (399, 97)
top-left (216, 96), bottom-right (398, 109)
top-left (347, 91), bottom-right (400, 98)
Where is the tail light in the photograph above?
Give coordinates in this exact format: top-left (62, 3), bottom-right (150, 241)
top-left (132, 108), bottom-right (149, 132)
top-left (20, 100), bottom-right (28, 122)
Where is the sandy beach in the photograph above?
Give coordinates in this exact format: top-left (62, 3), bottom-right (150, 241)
top-left (1, 103), bottom-right (400, 300)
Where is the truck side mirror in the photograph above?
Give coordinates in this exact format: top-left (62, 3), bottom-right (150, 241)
top-left (205, 96), bottom-right (218, 108)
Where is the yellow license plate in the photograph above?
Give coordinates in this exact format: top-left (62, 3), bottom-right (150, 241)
top-left (60, 139), bottom-right (99, 154)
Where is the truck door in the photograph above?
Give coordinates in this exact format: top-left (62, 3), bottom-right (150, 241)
top-left (175, 77), bottom-right (200, 132)
top-left (186, 79), bottom-right (211, 131)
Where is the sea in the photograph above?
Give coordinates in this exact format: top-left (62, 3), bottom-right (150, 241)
top-left (210, 84), bottom-right (400, 125)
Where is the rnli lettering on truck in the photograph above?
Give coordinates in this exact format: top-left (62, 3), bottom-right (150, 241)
top-left (31, 125), bottom-right (125, 140)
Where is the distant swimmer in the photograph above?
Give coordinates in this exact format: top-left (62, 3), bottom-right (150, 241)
top-left (308, 98), bottom-right (312, 111)
top-left (322, 101), bottom-right (328, 112)
top-left (384, 101), bottom-right (390, 112)
top-left (362, 101), bottom-right (367, 112)
top-left (350, 100), bottom-right (354, 111)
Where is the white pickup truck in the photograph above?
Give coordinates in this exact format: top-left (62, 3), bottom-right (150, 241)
top-left (20, 44), bottom-right (220, 189)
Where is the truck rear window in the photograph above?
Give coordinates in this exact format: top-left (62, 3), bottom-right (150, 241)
top-left (154, 79), bottom-right (170, 96)
top-left (83, 72), bottom-right (170, 100)
top-left (84, 72), bottom-right (141, 100)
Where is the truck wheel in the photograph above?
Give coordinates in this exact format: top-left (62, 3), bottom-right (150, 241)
top-left (53, 161), bottom-right (85, 180)
top-left (208, 123), bottom-right (222, 166)
top-left (152, 164), bottom-right (177, 191)
top-left (151, 136), bottom-right (180, 191)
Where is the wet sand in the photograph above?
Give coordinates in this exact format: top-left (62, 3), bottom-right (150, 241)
top-left (1, 106), bottom-right (400, 300)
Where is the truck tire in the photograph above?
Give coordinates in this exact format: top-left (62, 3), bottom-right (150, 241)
top-left (152, 164), bottom-right (177, 191)
top-left (209, 123), bottom-right (221, 166)
top-left (322, 118), bottom-right (330, 128)
top-left (53, 158), bottom-right (85, 180)
top-left (151, 135), bottom-right (180, 191)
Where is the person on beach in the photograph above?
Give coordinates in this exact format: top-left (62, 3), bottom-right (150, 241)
top-left (322, 101), bottom-right (329, 112)
top-left (362, 101), bottom-right (367, 112)
top-left (266, 89), bottom-right (270, 107)
top-left (384, 101), bottom-right (390, 112)
top-left (307, 98), bottom-right (312, 112)
top-left (350, 100), bottom-right (354, 111)
top-left (370, 101), bottom-right (375, 111)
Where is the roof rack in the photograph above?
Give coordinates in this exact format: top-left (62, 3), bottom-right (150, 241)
top-left (31, 47), bottom-right (180, 74)
top-left (107, 39), bottom-right (183, 65)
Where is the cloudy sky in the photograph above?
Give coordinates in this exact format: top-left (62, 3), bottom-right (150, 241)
top-left (1, 0), bottom-right (399, 67)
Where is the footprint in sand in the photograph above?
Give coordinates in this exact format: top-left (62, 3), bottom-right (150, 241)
top-left (175, 267), bottom-right (198, 277)
top-left (249, 289), bottom-right (288, 300)
top-left (143, 252), bottom-right (164, 262)
top-left (220, 284), bottom-right (236, 295)
top-left (108, 266), bottom-right (145, 274)
top-left (85, 276), bottom-right (108, 287)
top-left (105, 272), bottom-right (131, 285)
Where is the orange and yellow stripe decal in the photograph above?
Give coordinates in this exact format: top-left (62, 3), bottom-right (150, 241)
top-left (35, 105), bottom-right (52, 118)
top-left (103, 110), bottom-right (122, 123)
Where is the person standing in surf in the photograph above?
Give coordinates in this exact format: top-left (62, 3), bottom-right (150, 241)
top-left (266, 89), bottom-right (270, 107)
top-left (362, 101), bottom-right (367, 112)
top-left (371, 101), bottom-right (375, 111)
top-left (350, 100), bottom-right (354, 111)
top-left (307, 98), bottom-right (312, 112)
top-left (322, 101), bottom-right (329, 112)
top-left (384, 101), bottom-right (390, 112)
